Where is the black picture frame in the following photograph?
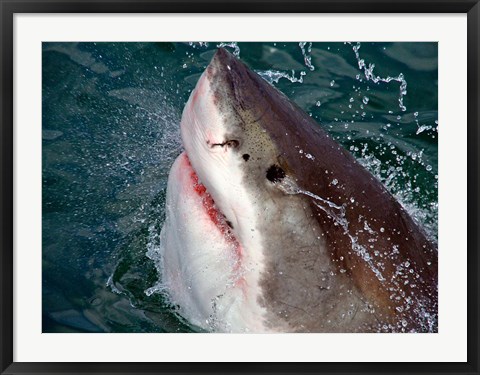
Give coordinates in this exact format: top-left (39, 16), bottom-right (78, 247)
top-left (1, 1), bottom-right (479, 374)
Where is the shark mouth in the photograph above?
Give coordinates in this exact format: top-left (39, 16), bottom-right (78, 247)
top-left (180, 152), bottom-right (243, 269)
top-left (158, 149), bottom-right (257, 332)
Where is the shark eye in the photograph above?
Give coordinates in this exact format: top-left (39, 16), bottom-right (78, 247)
top-left (266, 165), bottom-right (285, 183)
top-left (225, 140), bottom-right (239, 148)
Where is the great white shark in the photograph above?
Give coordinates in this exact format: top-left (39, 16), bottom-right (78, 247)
top-left (158, 48), bottom-right (438, 333)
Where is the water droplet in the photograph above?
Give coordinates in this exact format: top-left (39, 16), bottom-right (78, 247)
top-left (330, 80), bottom-right (335, 86)
top-left (315, 101), bottom-right (321, 107)
top-left (426, 165), bottom-right (432, 171)
top-left (362, 96), bottom-right (369, 105)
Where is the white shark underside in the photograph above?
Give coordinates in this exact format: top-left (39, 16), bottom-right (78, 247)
top-left (160, 152), bottom-right (270, 332)
top-left (158, 48), bottom-right (438, 333)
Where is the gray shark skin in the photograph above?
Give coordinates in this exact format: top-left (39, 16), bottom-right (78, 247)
top-left (173, 48), bottom-right (437, 333)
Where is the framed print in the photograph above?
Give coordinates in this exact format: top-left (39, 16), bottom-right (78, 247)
top-left (1, 1), bottom-right (479, 374)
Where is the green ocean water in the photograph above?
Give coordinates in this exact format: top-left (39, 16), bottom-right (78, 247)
top-left (42, 42), bottom-right (438, 333)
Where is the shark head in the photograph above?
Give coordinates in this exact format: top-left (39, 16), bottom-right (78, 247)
top-left (180, 48), bottom-right (286, 235)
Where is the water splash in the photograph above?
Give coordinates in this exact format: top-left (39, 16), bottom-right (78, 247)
top-left (188, 42), bottom-right (209, 49)
top-left (299, 42), bottom-right (315, 71)
top-left (144, 224), bottom-right (169, 297)
top-left (416, 125), bottom-right (433, 135)
top-left (356, 144), bottom-right (437, 242)
top-left (350, 42), bottom-right (408, 112)
top-left (216, 42), bottom-right (241, 57)
top-left (256, 69), bottom-right (306, 84)
top-left (106, 274), bottom-right (122, 295)
top-left (144, 283), bottom-right (169, 297)
top-left (414, 113), bottom-right (437, 135)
